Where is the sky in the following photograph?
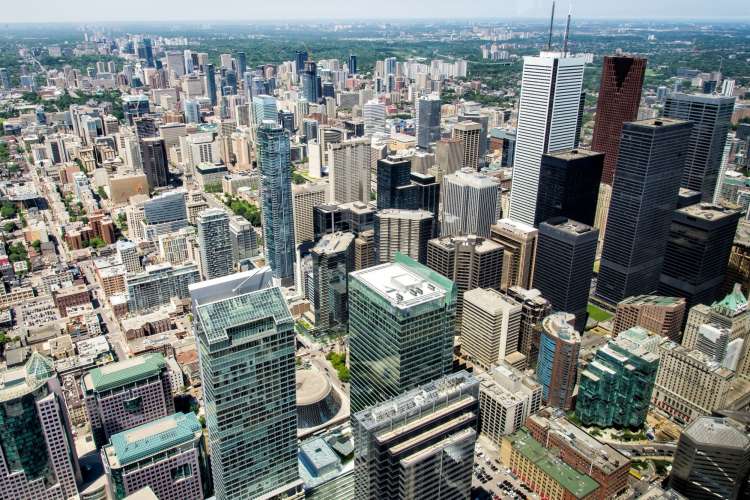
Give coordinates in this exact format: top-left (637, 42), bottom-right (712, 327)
top-left (4, 0), bottom-right (748, 23)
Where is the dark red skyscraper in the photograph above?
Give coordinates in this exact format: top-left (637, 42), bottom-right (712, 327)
top-left (592, 56), bottom-right (647, 185)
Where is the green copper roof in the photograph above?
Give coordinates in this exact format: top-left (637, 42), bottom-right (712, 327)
top-left (88, 354), bottom-right (166, 392)
top-left (106, 412), bottom-right (201, 467)
top-left (506, 429), bottom-right (599, 499)
top-left (712, 284), bottom-right (748, 316)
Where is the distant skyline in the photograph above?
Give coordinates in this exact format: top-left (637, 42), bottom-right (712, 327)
top-left (4, 0), bottom-right (749, 24)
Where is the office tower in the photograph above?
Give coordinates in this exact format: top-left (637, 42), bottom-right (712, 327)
top-left (258, 121), bottom-right (296, 284)
top-left (535, 150), bottom-right (603, 227)
top-left (533, 218), bottom-right (598, 331)
top-left (664, 93), bottom-right (736, 200)
top-left (190, 269), bottom-right (302, 500)
top-left (415, 94), bottom-right (441, 149)
top-left (251, 94), bottom-right (278, 124)
top-left (0, 353), bottom-right (81, 499)
top-left (452, 121), bottom-right (481, 171)
top-left (295, 50), bottom-right (308, 73)
top-left (196, 209), bottom-right (232, 280)
top-left (301, 61), bottom-right (320, 103)
top-left (229, 215), bottom-right (258, 264)
top-left (102, 412), bottom-right (208, 500)
top-left (441, 169), bottom-right (500, 237)
top-left (376, 157), bottom-right (410, 209)
top-left (292, 181), bottom-right (328, 245)
top-left (205, 63), bottom-right (217, 106)
top-left (576, 327), bottom-right (660, 428)
top-left (330, 138), bottom-right (372, 204)
top-left (536, 312), bottom-right (580, 410)
top-left (0, 68), bottom-right (9, 89)
top-left (670, 417), bottom-right (750, 500)
top-left (426, 235), bottom-right (503, 326)
top-left (139, 137), bottom-right (169, 189)
top-left (659, 203), bottom-right (740, 309)
top-left (435, 138), bottom-right (464, 176)
top-left (694, 324), bottom-right (730, 363)
top-left (134, 117), bottom-right (159, 140)
top-left (461, 288), bottom-right (522, 369)
top-left (508, 53), bottom-right (586, 226)
top-left (235, 51), bottom-right (246, 75)
top-left (349, 254), bottom-right (456, 412)
top-left (374, 209), bottom-right (433, 264)
top-left (477, 363), bottom-right (542, 440)
top-left (182, 99), bottom-right (200, 124)
top-left (505, 286), bottom-right (551, 368)
top-left (683, 285), bottom-right (750, 350)
top-left (348, 54), bottom-right (357, 75)
top-left (353, 372), bottom-right (479, 500)
top-left (311, 232), bottom-right (355, 330)
top-left (490, 218), bottom-right (537, 290)
top-left (613, 295), bottom-right (686, 342)
top-left (354, 230), bottom-right (376, 271)
top-left (363, 99), bottom-right (386, 135)
top-left (125, 263), bottom-right (201, 313)
top-left (82, 354), bottom-right (175, 448)
top-left (595, 118), bottom-right (693, 305)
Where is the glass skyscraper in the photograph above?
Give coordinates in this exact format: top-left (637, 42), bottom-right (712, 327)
top-left (349, 253), bottom-right (456, 413)
top-left (190, 268), bottom-right (302, 500)
top-left (197, 208), bottom-right (233, 281)
top-left (258, 121), bottom-right (296, 284)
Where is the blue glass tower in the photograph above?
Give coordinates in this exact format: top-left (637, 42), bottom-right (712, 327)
top-left (205, 63), bottom-right (217, 106)
top-left (258, 121), bottom-right (296, 284)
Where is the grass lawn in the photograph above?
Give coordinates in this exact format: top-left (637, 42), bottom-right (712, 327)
top-left (587, 303), bottom-right (613, 322)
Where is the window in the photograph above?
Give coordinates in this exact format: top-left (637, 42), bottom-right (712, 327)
top-left (171, 463), bottom-right (192, 481)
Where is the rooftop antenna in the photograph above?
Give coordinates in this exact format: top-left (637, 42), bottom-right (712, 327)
top-left (547, 1), bottom-right (556, 51)
top-left (562, 4), bottom-right (572, 57)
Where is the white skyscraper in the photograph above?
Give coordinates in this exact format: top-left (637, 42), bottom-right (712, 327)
top-left (363, 99), bottom-right (386, 135)
top-left (441, 169), bottom-right (500, 237)
top-left (508, 53), bottom-right (585, 226)
top-left (252, 94), bottom-right (278, 125)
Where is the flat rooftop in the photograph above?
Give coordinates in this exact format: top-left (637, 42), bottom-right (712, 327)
top-left (463, 288), bottom-right (520, 316)
top-left (630, 117), bottom-right (689, 129)
top-left (545, 149), bottom-right (604, 161)
top-left (312, 232), bottom-right (355, 256)
top-left (85, 353), bottom-right (165, 392)
top-left (677, 203), bottom-right (739, 222)
top-left (543, 217), bottom-right (596, 235)
top-left (684, 417), bottom-right (750, 449)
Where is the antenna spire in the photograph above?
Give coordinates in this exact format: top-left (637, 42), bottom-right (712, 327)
top-left (547, 1), bottom-right (556, 51)
top-left (563, 4), bottom-right (572, 57)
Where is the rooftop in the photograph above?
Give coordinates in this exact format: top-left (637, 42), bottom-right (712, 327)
top-left (683, 416), bottom-right (750, 450)
top-left (542, 312), bottom-right (580, 343)
top-left (444, 169), bottom-right (500, 188)
top-left (542, 217), bottom-right (596, 236)
top-left (545, 149), bottom-right (604, 161)
top-left (0, 352), bottom-right (55, 403)
top-left (429, 234), bottom-right (502, 254)
top-left (492, 218), bottom-right (537, 237)
top-left (677, 203), bottom-right (739, 222)
top-left (84, 353), bottom-right (166, 392)
top-left (104, 412), bottom-right (201, 468)
top-left (311, 232), bottom-right (355, 256)
top-left (376, 208), bottom-right (434, 221)
top-left (619, 295), bottom-right (685, 307)
top-left (631, 117), bottom-right (690, 129)
top-left (463, 288), bottom-right (521, 316)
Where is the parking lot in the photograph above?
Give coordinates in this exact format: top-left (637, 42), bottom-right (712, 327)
top-left (472, 436), bottom-right (540, 500)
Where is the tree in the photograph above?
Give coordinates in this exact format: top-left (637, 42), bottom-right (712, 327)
top-left (3, 221), bottom-right (16, 233)
top-left (31, 240), bottom-right (41, 252)
top-left (87, 237), bottom-right (106, 249)
top-left (0, 202), bottom-right (16, 219)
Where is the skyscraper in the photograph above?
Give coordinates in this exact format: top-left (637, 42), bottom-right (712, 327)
top-left (374, 209), bottom-right (434, 264)
top-left (535, 149), bottom-right (604, 227)
top-left (490, 218), bottom-right (538, 290)
top-left (596, 118), bottom-right (693, 305)
top-left (452, 121), bottom-right (481, 171)
top-left (353, 372), bottom-right (479, 500)
top-left (506, 286), bottom-right (552, 368)
top-left (349, 254), bottom-right (456, 412)
top-left (197, 208), bottom-right (233, 280)
top-left (0, 353), bottom-right (81, 499)
top-left (190, 269), bottom-right (302, 500)
top-left (659, 203), bottom-right (740, 309)
top-left (461, 288), bottom-right (522, 369)
top-left (363, 99), bottom-right (386, 135)
top-left (258, 121), bottom-right (296, 284)
top-left (329, 138), bottom-right (372, 204)
top-left (139, 137), bottom-right (169, 189)
top-left (415, 93), bottom-right (441, 149)
top-left (183, 99), bottom-right (200, 124)
top-left (508, 53), bottom-right (586, 226)
top-left (348, 54), bottom-right (357, 75)
top-left (301, 60), bottom-right (320, 103)
top-left (669, 417), bottom-right (750, 500)
top-left (441, 169), bottom-right (500, 238)
top-left (612, 295), bottom-right (686, 343)
top-left (295, 50), bottom-right (308, 73)
top-left (251, 94), bottom-right (278, 125)
top-left (311, 232), bottom-right (355, 331)
top-left (663, 93), bottom-right (736, 200)
top-left (376, 157), bottom-right (411, 210)
top-left (536, 312), bottom-right (580, 410)
top-left (228, 215), bottom-right (258, 264)
top-left (533, 218), bottom-right (598, 331)
top-left (205, 63), bottom-right (217, 106)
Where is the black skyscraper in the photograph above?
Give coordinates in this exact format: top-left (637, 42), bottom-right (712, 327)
top-left (596, 118), bottom-right (693, 306)
top-left (535, 149), bottom-right (604, 227)
top-left (377, 157), bottom-right (412, 211)
top-left (534, 217), bottom-right (598, 331)
top-left (349, 54), bottom-right (357, 75)
top-left (139, 137), bottom-right (169, 189)
top-left (205, 64), bottom-right (218, 106)
top-left (295, 50), bottom-right (308, 73)
top-left (658, 203), bottom-right (740, 310)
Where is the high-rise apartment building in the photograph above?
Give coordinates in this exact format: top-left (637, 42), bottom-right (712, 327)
top-left (197, 208), bottom-right (233, 280)
top-left (669, 417), bottom-right (750, 500)
top-left (190, 269), bottom-right (302, 500)
top-left (440, 169), bottom-right (500, 237)
top-left (102, 412), bottom-right (208, 500)
top-left (461, 288), bottom-right (522, 369)
top-left (258, 121), bottom-right (296, 284)
top-left (612, 295), bottom-right (686, 342)
top-left (0, 353), bottom-right (81, 499)
top-left (251, 94), bottom-right (277, 124)
top-left (476, 363), bottom-right (542, 440)
top-left (508, 53), bottom-right (586, 226)
top-left (352, 372), bottom-right (479, 500)
top-left (228, 215), bottom-right (258, 264)
top-left (125, 263), bottom-right (200, 313)
top-left (329, 138), bottom-right (372, 204)
top-left (659, 203), bottom-right (740, 309)
top-left (363, 99), bottom-right (385, 135)
top-left (82, 354), bottom-right (175, 448)
top-left (536, 312), bottom-right (580, 410)
top-left (452, 121), bottom-right (481, 171)
top-left (535, 150), bottom-right (603, 227)
top-left (349, 254), bottom-right (456, 412)
top-left (663, 93), bottom-right (736, 200)
top-left (311, 232), bottom-right (355, 330)
top-left (596, 118), bottom-right (693, 305)
top-left (415, 93), bottom-right (441, 149)
top-left (490, 218), bottom-right (537, 290)
top-left (576, 327), bottom-right (660, 428)
top-left (533, 218), bottom-right (598, 331)
top-left (374, 209), bottom-right (434, 264)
